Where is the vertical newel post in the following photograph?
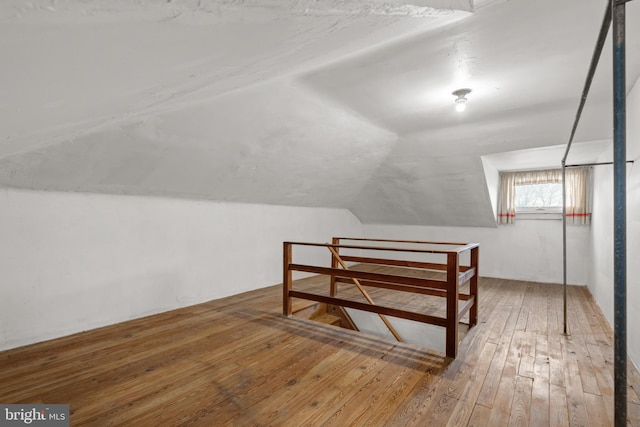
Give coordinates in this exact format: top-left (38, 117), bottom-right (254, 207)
top-left (469, 246), bottom-right (479, 328)
top-left (330, 237), bottom-right (339, 297)
top-left (283, 242), bottom-right (293, 317)
top-left (446, 252), bottom-right (460, 358)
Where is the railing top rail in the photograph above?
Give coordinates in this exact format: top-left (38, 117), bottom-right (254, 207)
top-left (284, 241), bottom-right (479, 254)
top-left (455, 243), bottom-right (480, 253)
top-left (334, 237), bottom-right (470, 246)
top-left (334, 237), bottom-right (479, 254)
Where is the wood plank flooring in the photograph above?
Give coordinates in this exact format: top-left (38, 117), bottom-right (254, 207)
top-left (1, 273), bottom-right (639, 426)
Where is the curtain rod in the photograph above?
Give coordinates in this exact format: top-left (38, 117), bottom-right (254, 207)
top-left (498, 160), bottom-right (633, 173)
top-left (565, 160), bottom-right (634, 168)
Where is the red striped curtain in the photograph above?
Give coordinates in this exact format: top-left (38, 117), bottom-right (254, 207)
top-left (497, 173), bottom-right (516, 224)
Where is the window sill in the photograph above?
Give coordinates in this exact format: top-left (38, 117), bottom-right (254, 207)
top-left (513, 213), bottom-right (563, 220)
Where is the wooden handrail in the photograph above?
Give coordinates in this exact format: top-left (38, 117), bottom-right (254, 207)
top-left (289, 290), bottom-right (448, 327)
top-left (333, 277), bottom-right (474, 300)
top-left (289, 264), bottom-right (447, 290)
top-left (284, 241), bottom-right (476, 255)
top-left (333, 237), bottom-right (480, 253)
top-left (458, 296), bottom-right (475, 319)
top-left (327, 245), bottom-right (403, 342)
top-left (334, 236), bottom-right (468, 245)
top-left (333, 277), bottom-right (447, 297)
top-left (339, 255), bottom-right (472, 272)
top-left (458, 267), bottom-right (476, 285)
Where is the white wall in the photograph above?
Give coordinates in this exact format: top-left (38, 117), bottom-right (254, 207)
top-left (481, 155), bottom-right (500, 219)
top-left (363, 220), bottom-right (590, 285)
top-left (0, 187), bottom-right (361, 351)
top-left (588, 75), bottom-right (640, 369)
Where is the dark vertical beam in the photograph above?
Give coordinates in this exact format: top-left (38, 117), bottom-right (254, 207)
top-left (446, 252), bottom-right (460, 358)
top-left (330, 237), bottom-right (339, 297)
top-left (283, 242), bottom-right (293, 317)
top-left (469, 247), bottom-right (479, 328)
top-left (612, 1), bottom-right (627, 425)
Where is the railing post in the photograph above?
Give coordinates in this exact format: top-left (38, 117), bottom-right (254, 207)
top-left (330, 237), bottom-right (339, 297)
top-left (446, 252), bottom-right (460, 358)
top-left (283, 242), bottom-right (293, 317)
top-left (469, 246), bottom-right (479, 328)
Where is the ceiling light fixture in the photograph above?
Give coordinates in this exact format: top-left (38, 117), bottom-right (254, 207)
top-left (452, 88), bottom-right (471, 112)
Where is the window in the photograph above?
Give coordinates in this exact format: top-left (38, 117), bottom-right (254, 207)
top-left (497, 167), bottom-right (590, 224)
top-left (515, 182), bottom-right (563, 213)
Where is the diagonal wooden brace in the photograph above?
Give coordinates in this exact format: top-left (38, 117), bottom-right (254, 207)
top-left (327, 245), bottom-right (403, 342)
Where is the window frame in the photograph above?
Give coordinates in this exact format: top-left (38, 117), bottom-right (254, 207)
top-left (514, 181), bottom-right (564, 217)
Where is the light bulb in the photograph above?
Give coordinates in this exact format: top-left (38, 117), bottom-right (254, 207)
top-left (452, 88), bottom-right (471, 113)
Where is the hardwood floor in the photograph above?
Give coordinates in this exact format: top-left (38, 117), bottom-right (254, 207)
top-left (1, 274), bottom-right (639, 426)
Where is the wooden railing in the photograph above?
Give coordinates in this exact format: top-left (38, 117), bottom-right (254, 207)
top-left (283, 237), bottom-right (479, 358)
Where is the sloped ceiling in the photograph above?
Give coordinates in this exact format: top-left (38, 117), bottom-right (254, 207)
top-left (0, 0), bottom-right (638, 227)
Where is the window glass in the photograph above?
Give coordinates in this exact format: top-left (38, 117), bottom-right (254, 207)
top-left (515, 183), bottom-right (562, 208)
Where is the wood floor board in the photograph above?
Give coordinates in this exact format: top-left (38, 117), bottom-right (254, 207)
top-left (259, 339), bottom-right (404, 426)
top-left (319, 351), bottom-right (426, 427)
top-left (530, 377), bottom-right (550, 427)
top-left (357, 364), bottom-right (431, 427)
top-left (399, 310), bottom-right (493, 426)
top-left (548, 333), bottom-right (566, 388)
top-left (1, 270), bottom-right (639, 426)
top-left (549, 383), bottom-right (570, 427)
top-left (586, 340), bottom-right (616, 419)
top-left (390, 357), bottom-right (462, 427)
top-left (546, 284), bottom-right (560, 334)
top-left (526, 283), bottom-right (548, 335)
top-left (259, 338), bottom-right (387, 419)
top-left (514, 285), bottom-right (531, 332)
top-left (486, 334), bottom-right (520, 425)
top-left (445, 334), bottom-right (491, 401)
top-left (516, 331), bottom-right (537, 379)
top-left (467, 403), bottom-right (491, 427)
top-left (572, 335), bottom-right (602, 396)
top-left (563, 336), bottom-right (591, 427)
top-left (380, 361), bottom-right (446, 426)
top-left (210, 330), bottom-right (356, 425)
top-left (580, 290), bottom-right (611, 342)
top-left (412, 393), bottom-right (459, 427)
top-left (475, 305), bottom-right (520, 409)
top-left (446, 341), bottom-right (498, 427)
top-left (629, 401), bottom-right (640, 427)
top-left (508, 375), bottom-right (533, 427)
top-left (534, 333), bottom-right (551, 382)
top-left (476, 278), bottom-right (510, 345)
top-left (584, 391), bottom-right (612, 427)
top-left (628, 361), bottom-right (640, 404)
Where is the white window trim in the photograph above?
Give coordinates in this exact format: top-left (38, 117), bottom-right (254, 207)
top-left (515, 206), bottom-right (563, 220)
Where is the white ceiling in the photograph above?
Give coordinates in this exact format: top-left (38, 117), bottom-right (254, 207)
top-left (1, 0), bottom-right (638, 226)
